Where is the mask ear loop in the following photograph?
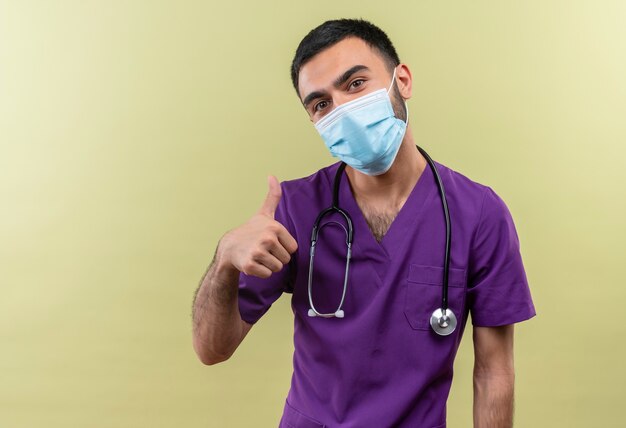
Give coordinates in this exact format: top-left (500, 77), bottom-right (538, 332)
top-left (404, 101), bottom-right (410, 127)
top-left (388, 66), bottom-right (410, 127)
top-left (387, 67), bottom-right (398, 95)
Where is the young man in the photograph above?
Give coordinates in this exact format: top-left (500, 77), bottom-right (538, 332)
top-left (192, 19), bottom-right (537, 427)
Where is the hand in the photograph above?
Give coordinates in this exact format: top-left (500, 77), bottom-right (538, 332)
top-left (219, 175), bottom-right (298, 279)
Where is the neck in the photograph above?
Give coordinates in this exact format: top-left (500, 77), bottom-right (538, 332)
top-left (345, 127), bottom-right (427, 205)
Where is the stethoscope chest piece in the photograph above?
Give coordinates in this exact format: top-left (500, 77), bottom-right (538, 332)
top-left (308, 145), bottom-right (459, 336)
top-left (430, 308), bottom-right (457, 336)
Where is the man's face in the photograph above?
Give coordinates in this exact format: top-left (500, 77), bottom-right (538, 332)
top-left (297, 36), bottom-right (407, 124)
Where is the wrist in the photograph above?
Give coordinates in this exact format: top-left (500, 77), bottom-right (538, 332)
top-left (214, 233), bottom-right (240, 283)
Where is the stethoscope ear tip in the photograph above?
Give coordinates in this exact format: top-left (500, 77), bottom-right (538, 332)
top-left (307, 308), bottom-right (345, 318)
top-left (308, 308), bottom-right (345, 318)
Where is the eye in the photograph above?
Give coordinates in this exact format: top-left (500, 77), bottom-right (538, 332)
top-left (313, 100), bottom-right (329, 112)
top-left (349, 79), bottom-right (365, 89)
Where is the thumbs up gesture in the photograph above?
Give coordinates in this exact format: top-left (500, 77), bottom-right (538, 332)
top-left (219, 175), bottom-right (299, 279)
top-left (257, 174), bottom-right (283, 218)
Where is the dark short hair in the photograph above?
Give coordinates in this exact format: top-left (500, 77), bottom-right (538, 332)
top-left (290, 18), bottom-right (401, 96)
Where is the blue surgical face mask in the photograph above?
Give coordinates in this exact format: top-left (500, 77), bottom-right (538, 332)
top-left (314, 68), bottom-right (409, 176)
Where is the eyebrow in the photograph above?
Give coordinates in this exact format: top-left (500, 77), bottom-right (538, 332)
top-left (302, 64), bottom-right (370, 108)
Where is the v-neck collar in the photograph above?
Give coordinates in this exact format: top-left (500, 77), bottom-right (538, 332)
top-left (337, 157), bottom-right (437, 263)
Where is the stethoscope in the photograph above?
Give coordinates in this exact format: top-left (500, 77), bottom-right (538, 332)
top-left (306, 144), bottom-right (457, 336)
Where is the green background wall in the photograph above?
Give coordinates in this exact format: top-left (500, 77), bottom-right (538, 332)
top-left (1, 1), bottom-right (625, 426)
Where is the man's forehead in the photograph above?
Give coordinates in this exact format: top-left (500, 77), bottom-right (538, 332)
top-left (297, 37), bottom-right (386, 97)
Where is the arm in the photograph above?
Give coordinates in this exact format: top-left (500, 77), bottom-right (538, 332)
top-left (472, 324), bottom-right (516, 428)
top-left (191, 242), bottom-right (253, 365)
top-left (191, 175), bottom-right (297, 365)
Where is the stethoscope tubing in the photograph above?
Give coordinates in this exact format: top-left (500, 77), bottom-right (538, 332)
top-left (307, 144), bottom-right (455, 334)
top-left (417, 145), bottom-right (452, 312)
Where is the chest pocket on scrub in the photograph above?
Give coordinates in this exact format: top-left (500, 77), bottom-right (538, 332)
top-left (280, 399), bottom-right (326, 428)
top-left (403, 264), bottom-right (467, 331)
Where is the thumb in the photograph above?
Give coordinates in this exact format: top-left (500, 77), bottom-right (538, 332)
top-left (258, 174), bottom-right (281, 218)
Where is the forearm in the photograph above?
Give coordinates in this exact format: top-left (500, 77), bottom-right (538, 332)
top-left (192, 239), bottom-right (243, 364)
top-left (473, 371), bottom-right (515, 428)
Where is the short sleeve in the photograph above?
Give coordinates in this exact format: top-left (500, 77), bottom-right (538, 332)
top-left (467, 186), bottom-right (537, 327)
top-left (237, 182), bottom-right (298, 325)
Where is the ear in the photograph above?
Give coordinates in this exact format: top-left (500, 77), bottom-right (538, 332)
top-left (396, 64), bottom-right (413, 100)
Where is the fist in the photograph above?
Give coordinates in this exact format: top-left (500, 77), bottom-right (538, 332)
top-left (220, 175), bottom-right (298, 279)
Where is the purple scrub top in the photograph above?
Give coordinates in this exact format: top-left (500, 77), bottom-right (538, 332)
top-left (238, 159), bottom-right (537, 428)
